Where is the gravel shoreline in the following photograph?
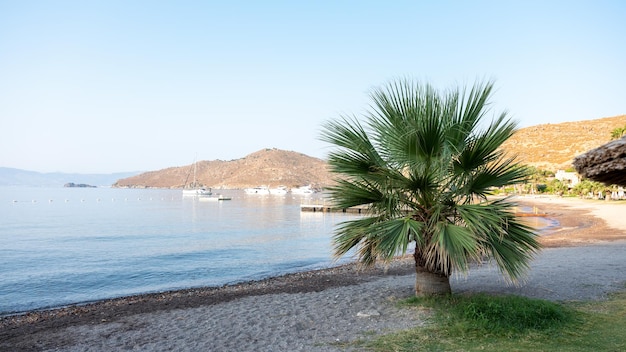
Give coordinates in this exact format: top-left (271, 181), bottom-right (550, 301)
top-left (2, 198), bottom-right (626, 351)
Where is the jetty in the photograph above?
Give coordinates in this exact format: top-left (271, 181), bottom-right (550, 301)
top-left (301, 200), bottom-right (548, 217)
top-left (300, 202), bottom-right (369, 214)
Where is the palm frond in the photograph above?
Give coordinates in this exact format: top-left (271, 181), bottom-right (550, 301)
top-left (326, 179), bottom-right (382, 209)
top-left (370, 217), bottom-right (425, 260)
top-left (332, 216), bottom-right (382, 258)
top-left (457, 199), bottom-right (541, 282)
top-left (429, 222), bottom-right (480, 274)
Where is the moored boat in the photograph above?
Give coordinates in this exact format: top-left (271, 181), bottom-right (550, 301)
top-left (244, 186), bottom-right (270, 195)
top-left (269, 186), bottom-right (288, 195)
top-left (182, 156), bottom-right (212, 197)
top-left (291, 185), bottom-right (316, 195)
top-left (198, 194), bottom-right (232, 201)
top-left (183, 188), bottom-right (212, 196)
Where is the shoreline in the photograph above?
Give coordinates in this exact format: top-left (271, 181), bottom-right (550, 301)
top-left (1, 257), bottom-right (415, 326)
top-left (514, 195), bottom-right (626, 246)
top-left (2, 197), bottom-right (626, 351)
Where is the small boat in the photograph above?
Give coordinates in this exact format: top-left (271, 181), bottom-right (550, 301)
top-left (182, 156), bottom-right (212, 197)
top-left (198, 194), bottom-right (232, 202)
top-left (244, 186), bottom-right (270, 195)
top-left (291, 185), bottom-right (316, 195)
top-left (183, 188), bottom-right (212, 196)
top-left (269, 186), bottom-right (288, 195)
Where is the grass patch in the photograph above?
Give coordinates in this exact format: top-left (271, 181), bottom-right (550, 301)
top-left (438, 293), bottom-right (572, 334)
top-left (365, 290), bottom-right (626, 351)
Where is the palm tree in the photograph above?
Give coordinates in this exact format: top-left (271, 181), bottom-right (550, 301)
top-left (320, 79), bottom-right (541, 296)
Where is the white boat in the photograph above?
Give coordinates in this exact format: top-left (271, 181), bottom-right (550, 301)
top-left (269, 186), bottom-right (288, 195)
top-left (244, 186), bottom-right (270, 195)
top-left (182, 157), bottom-right (212, 197)
top-left (183, 188), bottom-right (212, 196)
top-left (291, 185), bottom-right (316, 195)
top-left (198, 194), bottom-right (232, 201)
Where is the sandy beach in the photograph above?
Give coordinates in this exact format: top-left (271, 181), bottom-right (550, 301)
top-left (2, 197), bottom-right (626, 351)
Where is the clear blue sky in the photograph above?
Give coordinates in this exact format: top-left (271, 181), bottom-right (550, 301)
top-left (1, 1), bottom-right (624, 173)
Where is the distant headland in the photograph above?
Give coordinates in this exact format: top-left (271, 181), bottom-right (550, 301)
top-left (64, 182), bottom-right (97, 188)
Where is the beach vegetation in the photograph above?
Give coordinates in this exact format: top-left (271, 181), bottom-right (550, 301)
top-left (546, 179), bottom-right (569, 195)
top-left (611, 125), bottom-right (626, 140)
top-left (320, 79), bottom-right (541, 296)
top-left (572, 179), bottom-right (608, 198)
top-left (365, 291), bottom-right (626, 351)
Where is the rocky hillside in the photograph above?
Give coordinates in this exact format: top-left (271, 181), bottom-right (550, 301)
top-left (501, 114), bottom-right (626, 170)
top-left (113, 148), bottom-right (333, 189)
top-left (113, 114), bottom-right (626, 189)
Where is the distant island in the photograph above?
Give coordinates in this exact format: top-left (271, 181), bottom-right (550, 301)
top-left (0, 168), bottom-right (139, 187)
top-left (64, 182), bottom-right (97, 188)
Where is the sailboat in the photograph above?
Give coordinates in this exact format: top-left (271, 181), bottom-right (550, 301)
top-left (182, 157), bottom-right (212, 196)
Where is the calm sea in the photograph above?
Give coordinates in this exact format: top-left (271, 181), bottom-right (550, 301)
top-left (0, 186), bottom-right (359, 315)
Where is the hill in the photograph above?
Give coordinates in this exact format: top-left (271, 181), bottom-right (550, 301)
top-left (113, 148), bottom-right (333, 189)
top-left (112, 114), bottom-right (626, 189)
top-left (501, 114), bottom-right (626, 170)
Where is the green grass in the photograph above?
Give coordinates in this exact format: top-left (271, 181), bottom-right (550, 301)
top-left (363, 290), bottom-right (626, 352)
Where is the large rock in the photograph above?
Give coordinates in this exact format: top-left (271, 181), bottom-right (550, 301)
top-left (573, 136), bottom-right (626, 186)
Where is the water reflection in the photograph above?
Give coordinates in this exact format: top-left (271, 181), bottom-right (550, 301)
top-left (514, 206), bottom-right (559, 234)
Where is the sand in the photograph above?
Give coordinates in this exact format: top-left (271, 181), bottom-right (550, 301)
top-left (2, 197), bottom-right (626, 351)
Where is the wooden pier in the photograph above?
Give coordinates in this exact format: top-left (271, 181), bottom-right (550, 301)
top-left (301, 201), bottom-right (548, 217)
top-left (300, 202), bottom-right (369, 214)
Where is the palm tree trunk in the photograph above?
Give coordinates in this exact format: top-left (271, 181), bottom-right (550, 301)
top-left (414, 265), bottom-right (451, 296)
top-left (413, 251), bottom-right (451, 296)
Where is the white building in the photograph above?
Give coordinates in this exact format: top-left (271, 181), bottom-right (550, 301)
top-left (555, 170), bottom-right (580, 188)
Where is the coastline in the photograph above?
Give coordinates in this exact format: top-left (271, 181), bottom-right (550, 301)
top-left (2, 197), bottom-right (626, 351)
top-left (514, 195), bottom-right (626, 246)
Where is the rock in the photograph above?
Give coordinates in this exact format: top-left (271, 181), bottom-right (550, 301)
top-left (356, 309), bottom-right (380, 318)
top-left (573, 136), bottom-right (626, 186)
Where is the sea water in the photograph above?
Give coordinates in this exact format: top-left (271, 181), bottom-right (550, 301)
top-left (0, 187), bottom-right (556, 315)
top-left (0, 186), bottom-right (358, 315)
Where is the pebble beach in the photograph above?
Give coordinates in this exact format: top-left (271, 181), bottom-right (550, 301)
top-left (2, 196), bottom-right (626, 351)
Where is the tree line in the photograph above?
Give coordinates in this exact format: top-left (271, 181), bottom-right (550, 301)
top-left (496, 166), bottom-right (623, 199)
